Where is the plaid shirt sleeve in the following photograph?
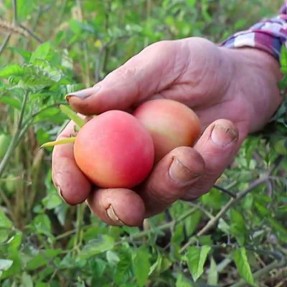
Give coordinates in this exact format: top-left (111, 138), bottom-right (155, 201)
top-left (221, 2), bottom-right (287, 62)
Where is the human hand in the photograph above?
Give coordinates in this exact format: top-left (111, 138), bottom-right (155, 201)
top-left (52, 37), bottom-right (282, 226)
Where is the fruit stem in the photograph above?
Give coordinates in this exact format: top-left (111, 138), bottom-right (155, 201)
top-left (41, 137), bottom-right (76, 148)
top-left (59, 105), bottom-right (85, 128)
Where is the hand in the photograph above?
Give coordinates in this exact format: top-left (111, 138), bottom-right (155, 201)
top-left (52, 37), bottom-right (282, 226)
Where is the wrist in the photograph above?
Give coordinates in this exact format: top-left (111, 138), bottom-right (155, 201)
top-left (221, 47), bottom-right (283, 134)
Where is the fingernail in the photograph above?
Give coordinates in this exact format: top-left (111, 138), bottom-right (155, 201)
top-left (169, 158), bottom-right (200, 185)
top-left (211, 124), bottom-right (238, 147)
top-left (56, 185), bottom-right (66, 202)
top-left (106, 205), bottom-right (124, 226)
top-left (66, 86), bottom-right (101, 101)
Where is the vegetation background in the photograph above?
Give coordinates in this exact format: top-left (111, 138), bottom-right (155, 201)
top-left (0, 0), bottom-right (286, 286)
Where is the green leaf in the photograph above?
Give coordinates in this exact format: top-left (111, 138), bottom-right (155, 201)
top-left (148, 253), bottom-right (171, 276)
top-left (230, 209), bottom-right (247, 245)
top-left (60, 105), bottom-right (85, 128)
top-left (176, 273), bottom-right (193, 287)
top-left (184, 210), bottom-right (202, 236)
top-left (7, 232), bottom-right (22, 252)
top-left (0, 259), bottom-right (13, 272)
top-left (0, 209), bottom-right (13, 229)
top-left (21, 273), bottom-right (33, 287)
top-left (79, 235), bottom-right (115, 259)
top-left (0, 96), bottom-right (21, 110)
top-left (31, 214), bottom-right (52, 236)
top-left (0, 133), bottom-right (11, 159)
top-left (207, 257), bottom-right (218, 285)
top-left (186, 245), bottom-right (211, 282)
top-left (42, 193), bottom-right (62, 209)
top-left (268, 218), bottom-right (287, 243)
top-left (274, 138), bottom-right (287, 155)
top-left (27, 249), bottom-right (62, 270)
top-left (17, 0), bottom-right (34, 21)
top-left (233, 247), bottom-right (255, 286)
top-left (218, 218), bottom-right (230, 234)
top-left (280, 45), bottom-right (287, 74)
top-left (34, 107), bottom-right (61, 122)
top-left (0, 64), bottom-right (25, 78)
top-left (0, 231), bottom-right (9, 244)
top-left (30, 42), bottom-right (52, 63)
top-left (132, 246), bottom-right (151, 287)
top-left (106, 250), bottom-right (120, 266)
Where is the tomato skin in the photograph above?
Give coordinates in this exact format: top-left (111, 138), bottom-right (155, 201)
top-left (133, 99), bottom-right (201, 162)
top-left (0, 133), bottom-right (11, 159)
top-left (74, 110), bottom-right (155, 188)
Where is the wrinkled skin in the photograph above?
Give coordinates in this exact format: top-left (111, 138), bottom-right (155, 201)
top-left (52, 37), bottom-right (282, 226)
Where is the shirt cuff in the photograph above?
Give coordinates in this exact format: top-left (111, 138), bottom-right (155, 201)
top-left (221, 14), bottom-right (287, 62)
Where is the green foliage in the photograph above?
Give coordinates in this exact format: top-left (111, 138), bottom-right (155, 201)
top-left (233, 247), bottom-right (255, 286)
top-left (0, 0), bottom-right (286, 286)
top-left (185, 245), bottom-right (211, 282)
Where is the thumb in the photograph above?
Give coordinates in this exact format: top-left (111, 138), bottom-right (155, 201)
top-left (182, 119), bottom-right (244, 201)
top-left (66, 40), bottom-right (184, 115)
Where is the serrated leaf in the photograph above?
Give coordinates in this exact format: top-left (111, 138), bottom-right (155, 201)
top-left (0, 64), bottom-right (25, 78)
top-left (233, 247), bottom-right (255, 286)
top-left (186, 245), bottom-right (211, 282)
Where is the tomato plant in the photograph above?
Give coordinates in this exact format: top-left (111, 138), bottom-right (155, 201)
top-left (0, 1), bottom-right (286, 286)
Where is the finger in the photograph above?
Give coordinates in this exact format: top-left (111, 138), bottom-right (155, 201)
top-left (181, 119), bottom-right (242, 201)
top-left (87, 188), bottom-right (145, 227)
top-left (65, 41), bottom-right (184, 115)
top-left (139, 147), bottom-right (205, 217)
top-left (52, 121), bottom-right (91, 205)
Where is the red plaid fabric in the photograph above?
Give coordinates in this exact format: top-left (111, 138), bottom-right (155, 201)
top-left (221, 2), bottom-right (287, 62)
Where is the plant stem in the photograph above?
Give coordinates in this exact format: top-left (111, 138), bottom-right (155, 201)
top-left (12, 0), bottom-right (17, 24)
top-left (213, 184), bottom-right (236, 198)
top-left (0, 33), bottom-right (12, 55)
top-left (180, 175), bottom-right (270, 253)
top-left (0, 91), bottom-right (29, 178)
top-left (125, 206), bottom-right (198, 241)
top-left (73, 204), bottom-right (85, 255)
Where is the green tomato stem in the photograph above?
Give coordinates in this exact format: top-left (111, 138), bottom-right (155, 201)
top-left (59, 104), bottom-right (85, 128)
top-left (41, 137), bottom-right (76, 148)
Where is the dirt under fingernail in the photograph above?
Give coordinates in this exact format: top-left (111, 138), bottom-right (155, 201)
top-left (106, 205), bottom-right (125, 226)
